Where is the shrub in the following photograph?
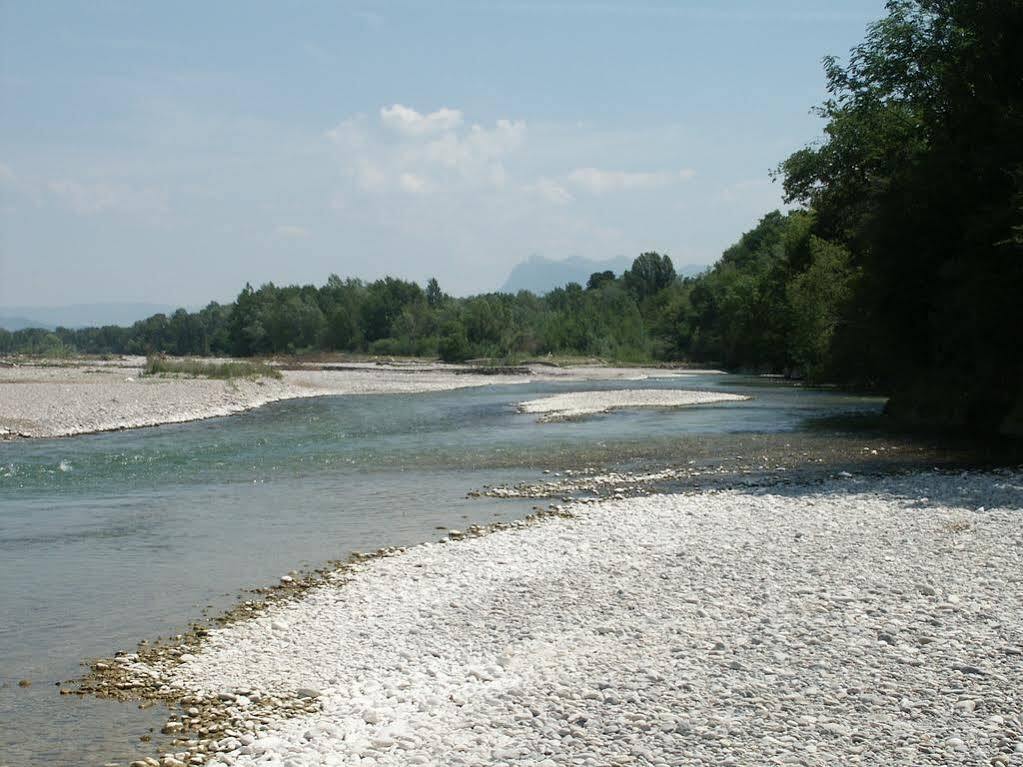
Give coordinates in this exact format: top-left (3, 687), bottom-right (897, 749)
top-left (143, 356), bottom-right (282, 380)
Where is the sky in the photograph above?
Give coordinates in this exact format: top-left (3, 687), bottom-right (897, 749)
top-left (0, 0), bottom-right (887, 307)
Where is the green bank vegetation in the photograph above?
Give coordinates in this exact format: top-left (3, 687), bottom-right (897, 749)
top-left (143, 356), bottom-right (282, 381)
top-left (2, 2), bottom-right (1020, 434)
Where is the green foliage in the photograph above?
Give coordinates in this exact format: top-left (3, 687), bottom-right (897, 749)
top-left (142, 356), bottom-right (282, 380)
top-left (426, 277), bottom-right (445, 308)
top-left (361, 278), bottom-right (424, 342)
top-left (0, 329), bottom-right (73, 357)
top-left (437, 320), bottom-right (471, 362)
top-left (623, 252), bottom-right (676, 299)
top-left (785, 237), bottom-right (856, 379)
top-left (685, 211), bottom-right (794, 371)
top-left (777, 0), bottom-right (1023, 432)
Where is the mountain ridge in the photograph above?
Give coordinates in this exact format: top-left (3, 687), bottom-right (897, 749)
top-left (0, 302), bottom-right (185, 331)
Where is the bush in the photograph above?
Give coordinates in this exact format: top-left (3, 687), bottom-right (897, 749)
top-left (143, 356), bottom-right (282, 380)
top-left (438, 321), bottom-right (471, 362)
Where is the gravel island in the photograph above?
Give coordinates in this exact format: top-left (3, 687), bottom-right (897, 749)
top-left (114, 470), bottom-right (1022, 766)
top-left (518, 389), bottom-right (749, 422)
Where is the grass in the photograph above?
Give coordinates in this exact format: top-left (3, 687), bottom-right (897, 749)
top-left (143, 356), bottom-right (282, 380)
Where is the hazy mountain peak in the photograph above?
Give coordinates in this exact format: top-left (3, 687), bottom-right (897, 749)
top-left (0, 302), bottom-right (184, 331)
top-left (500, 255), bottom-right (634, 294)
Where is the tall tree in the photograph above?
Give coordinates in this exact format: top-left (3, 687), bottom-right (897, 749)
top-left (779, 0), bottom-right (1023, 433)
top-left (623, 253), bottom-right (676, 300)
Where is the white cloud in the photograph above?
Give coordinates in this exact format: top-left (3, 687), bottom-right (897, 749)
top-left (398, 172), bottom-right (427, 194)
top-left (47, 179), bottom-right (168, 215)
top-left (567, 167), bottom-right (695, 194)
top-left (326, 105), bottom-right (525, 195)
top-left (355, 160), bottom-right (388, 192)
top-left (325, 115), bottom-right (369, 150)
top-left (275, 224), bottom-right (309, 238)
top-left (421, 119), bottom-right (524, 184)
top-left (380, 104), bottom-right (463, 137)
top-left (525, 177), bottom-right (574, 205)
top-left (0, 162), bottom-right (15, 183)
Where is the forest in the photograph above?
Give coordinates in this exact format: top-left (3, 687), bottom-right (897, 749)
top-left (2, 1), bottom-right (1020, 435)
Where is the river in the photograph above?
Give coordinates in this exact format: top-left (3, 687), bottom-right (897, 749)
top-left (0, 373), bottom-right (892, 765)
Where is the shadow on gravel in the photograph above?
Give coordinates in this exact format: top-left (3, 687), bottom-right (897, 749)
top-left (610, 414), bottom-right (1022, 507)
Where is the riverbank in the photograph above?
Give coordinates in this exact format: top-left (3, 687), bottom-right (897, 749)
top-left (93, 469), bottom-right (1021, 766)
top-left (0, 358), bottom-right (708, 439)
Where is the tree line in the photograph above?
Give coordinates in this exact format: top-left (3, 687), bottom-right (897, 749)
top-left (0, 256), bottom-right (680, 363)
top-left (2, 1), bottom-right (1020, 434)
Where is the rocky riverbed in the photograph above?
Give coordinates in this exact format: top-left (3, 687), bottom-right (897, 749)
top-left (0, 358), bottom-right (705, 439)
top-left (89, 469), bottom-right (1022, 766)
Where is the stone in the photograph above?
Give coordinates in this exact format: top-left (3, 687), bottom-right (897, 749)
top-left (102, 470), bottom-right (1022, 767)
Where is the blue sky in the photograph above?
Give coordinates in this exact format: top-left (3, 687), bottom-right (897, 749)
top-left (0, 0), bottom-right (886, 306)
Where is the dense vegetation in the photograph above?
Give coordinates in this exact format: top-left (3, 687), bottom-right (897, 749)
top-left (2, 1), bottom-right (1019, 434)
top-left (775, 0), bottom-right (1023, 434)
top-left (142, 356), bottom-right (281, 380)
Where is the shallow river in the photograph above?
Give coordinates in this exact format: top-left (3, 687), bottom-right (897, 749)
top-left (0, 373), bottom-right (887, 766)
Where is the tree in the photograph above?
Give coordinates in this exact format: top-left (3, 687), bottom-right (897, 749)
top-left (778, 0), bottom-right (1023, 432)
top-left (361, 278), bottom-right (424, 343)
top-left (426, 277), bottom-right (444, 308)
top-left (586, 270), bottom-right (616, 291)
top-left (786, 237), bottom-right (856, 379)
top-left (438, 319), bottom-right (471, 362)
top-left (623, 253), bottom-right (676, 299)
top-left (325, 306), bottom-right (357, 350)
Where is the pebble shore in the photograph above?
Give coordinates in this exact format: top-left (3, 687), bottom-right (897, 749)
top-left (518, 389), bottom-right (748, 422)
top-left (109, 470), bottom-right (1021, 766)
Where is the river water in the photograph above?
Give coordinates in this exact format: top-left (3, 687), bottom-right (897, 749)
top-left (0, 373), bottom-right (888, 765)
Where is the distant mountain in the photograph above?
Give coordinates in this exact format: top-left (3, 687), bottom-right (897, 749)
top-left (500, 255), bottom-right (707, 294)
top-left (500, 255), bottom-right (634, 294)
top-left (0, 316), bottom-right (54, 331)
top-left (0, 302), bottom-right (184, 330)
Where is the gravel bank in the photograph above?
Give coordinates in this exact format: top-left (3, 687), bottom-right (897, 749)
top-left (518, 389), bottom-right (749, 422)
top-left (125, 471), bottom-right (1021, 766)
top-left (0, 360), bottom-right (704, 439)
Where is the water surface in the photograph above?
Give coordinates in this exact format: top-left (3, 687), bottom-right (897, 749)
top-left (0, 374), bottom-right (884, 765)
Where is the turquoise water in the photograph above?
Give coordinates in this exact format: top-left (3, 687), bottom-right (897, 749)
top-left (0, 374), bottom-right (883, 765)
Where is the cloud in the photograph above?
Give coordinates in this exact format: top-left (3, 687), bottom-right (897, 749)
top-left (566, 167), bottom-right (695, 194)
top-left (425, 119), bottom-right (524, 168)
top-left (525, 177), bottom-right (573, 205)
top-left (47, 178), bottom-right (168, 215)
top-left (380, 104), bottom-right (463, 137)
top-left (275, 225), bottom-right (309, 239)
top-left (325, 115), bottom-right (369, 149)
top-left (398, 172), bottom-right (427, 194)
top-left (355, 160), bottom-right (388, 192)
top-left (0, 162), bottom-right (15, 183)
top-left (326, 105), bottom-right (525, 195)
